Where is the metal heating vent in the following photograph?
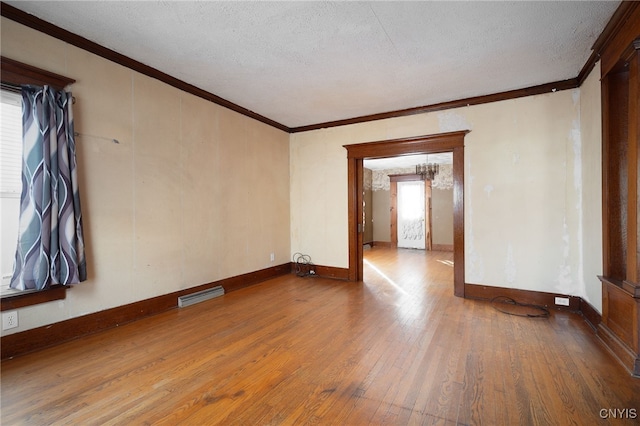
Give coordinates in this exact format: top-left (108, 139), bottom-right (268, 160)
top-left (178, 286), bottom-right (224, 308)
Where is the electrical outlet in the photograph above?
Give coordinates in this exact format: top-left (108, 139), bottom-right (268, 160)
top-left (270, 253), bottom-right (275, 262)
top-left (554, 297), bottom-right (570, 306)
top-left (2, 310), bottom-right (18, 330)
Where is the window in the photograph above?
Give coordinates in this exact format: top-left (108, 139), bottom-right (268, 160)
top-left (1, 57), bottom-right (76, 310)
top-left (0, 89), bottom-right (23, 297)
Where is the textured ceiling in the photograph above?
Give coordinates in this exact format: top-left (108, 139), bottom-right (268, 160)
top-left (5, 1), bottom-right (620, 129)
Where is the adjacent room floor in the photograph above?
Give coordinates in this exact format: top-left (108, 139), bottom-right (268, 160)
top-left (1, 247), bottom-right (639, 425)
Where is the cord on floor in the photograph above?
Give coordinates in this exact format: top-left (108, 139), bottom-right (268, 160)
top-left (490, 296), bottom-right (550, 318)
top-left (292, 252), bottom-right (317, 278)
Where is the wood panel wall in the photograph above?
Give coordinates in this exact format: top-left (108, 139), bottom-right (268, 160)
top-left (597, 2), bottom-right (640, 376)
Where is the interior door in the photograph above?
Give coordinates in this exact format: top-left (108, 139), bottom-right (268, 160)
top-left (397, 180), bottom-right (426, 249)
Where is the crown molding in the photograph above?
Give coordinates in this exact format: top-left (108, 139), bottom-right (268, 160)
top-left (290, 79), bottom-right (578, 133)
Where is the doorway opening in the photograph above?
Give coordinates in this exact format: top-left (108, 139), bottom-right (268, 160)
top-left (344, 131), bottom-right (468, 297)
top-left (397, 180), bottom-right (427, 250)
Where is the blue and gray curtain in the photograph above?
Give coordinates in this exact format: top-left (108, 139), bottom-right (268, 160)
top-left (10, 85), bottom-right (87, 291)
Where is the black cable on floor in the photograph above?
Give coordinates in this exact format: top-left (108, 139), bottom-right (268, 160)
top-left (490, 296), bottom-right (550, 318)
top-left (292, 252), bottom-right (317, 277)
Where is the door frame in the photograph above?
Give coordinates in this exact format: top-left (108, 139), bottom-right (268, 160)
top-left (344, 131), bottom-right (468, 297)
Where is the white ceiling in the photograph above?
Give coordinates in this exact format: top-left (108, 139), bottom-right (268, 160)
top-left (5, 1), bottom-right (620, 130)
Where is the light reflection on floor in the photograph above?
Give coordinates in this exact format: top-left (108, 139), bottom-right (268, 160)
top-left (363, 258), bottom-right (410, 296)
top-left (363, 256), bottom-right (425, 323)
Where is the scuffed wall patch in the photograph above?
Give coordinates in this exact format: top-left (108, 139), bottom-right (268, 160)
top-left (569, 114), bottom-right (586, 299)
top-left (572, 88), bottom-right (580, 106)
top-left (556, 217), bottom-right (575, 294)
top-left (571, 120), bottom-right (582, 192)
top-left (438, 110), bottom-right (472, 133)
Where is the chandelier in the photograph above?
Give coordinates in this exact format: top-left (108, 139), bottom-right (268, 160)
top-left (416, 156), bottom-right (439, 181)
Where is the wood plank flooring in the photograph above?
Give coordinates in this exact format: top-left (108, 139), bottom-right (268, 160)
top-left (2, 247), bottom-right (639, 425)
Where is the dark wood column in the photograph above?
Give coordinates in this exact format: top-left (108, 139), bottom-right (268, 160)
top-left (598, 2), bottom-right (640, 376)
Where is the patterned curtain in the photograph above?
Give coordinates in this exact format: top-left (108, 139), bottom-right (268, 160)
top-left (10, 86), bottom-right (87, 291)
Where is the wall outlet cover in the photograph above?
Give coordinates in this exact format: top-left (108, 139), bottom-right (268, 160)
top-left (2, 310), bottom-right (18, 330)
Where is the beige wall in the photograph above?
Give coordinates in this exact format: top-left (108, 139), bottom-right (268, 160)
top-left (579, 63), bottom-right (604, 312)
top-left (372, 190), bottom-right (391, 242)
top-left (1, 18), bottom-right (291, 335)
top-left (290, 69), bottom-right (603, 309)
top-left (432, 188), bottom-right (453, 246)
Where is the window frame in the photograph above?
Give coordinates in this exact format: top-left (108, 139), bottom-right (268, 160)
top-left (0, 56), bottom-right (76, 312)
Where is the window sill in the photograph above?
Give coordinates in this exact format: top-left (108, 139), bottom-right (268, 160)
top-left (1, 285), bottom-right (67, 311)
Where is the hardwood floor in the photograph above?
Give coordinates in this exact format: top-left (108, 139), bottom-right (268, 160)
top-left (2, 247), bottom-right (639, 425)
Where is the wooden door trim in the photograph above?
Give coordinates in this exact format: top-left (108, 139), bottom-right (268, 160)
top-left (389, 173), bottom-right (423, 182)
top-left (345, 130), bottom-right (468, 297)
